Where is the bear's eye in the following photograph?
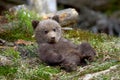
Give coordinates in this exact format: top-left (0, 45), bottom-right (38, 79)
top-left (44, 30), bottom-right (48, 34)
top-left (53, 28), bottom-right (56, 32)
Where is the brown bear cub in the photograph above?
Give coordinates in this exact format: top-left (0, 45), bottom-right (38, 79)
top-left (32, 19), bottom-right (96, 72)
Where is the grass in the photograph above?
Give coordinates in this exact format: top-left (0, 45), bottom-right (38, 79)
top-left (0, 10), bottom-right (120, 80)
top-left (15, 64), bottom-right (60, 80)
top-left (92, 65), bottom-right (120, 80)
top-left (0, 29), bottom-right (120, 80)
top-left (59, 61), bottom-right (120, 80)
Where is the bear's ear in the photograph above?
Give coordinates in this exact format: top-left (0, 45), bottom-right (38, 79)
top-left (52, 15), bottom-right (60, 23)
top-left (32, 20), bottom-right (39, 30)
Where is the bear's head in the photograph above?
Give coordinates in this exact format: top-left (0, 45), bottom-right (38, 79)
top-left (32, 19), bottom-right (62, 44)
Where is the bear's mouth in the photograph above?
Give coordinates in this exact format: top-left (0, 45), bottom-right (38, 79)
top-left (48, 41), bottom-right (56, 44)
top-left (49, 42), bottom-right (56, 44)
top-left (48, 40), bottom-right (56, 44)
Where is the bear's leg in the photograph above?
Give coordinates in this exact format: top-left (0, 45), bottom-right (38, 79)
top-left (40, 50), bottom-right (64, 66)
top-left (77, 42), bottom-right (96, 65)
top-left (60, 54), bottom-right (79, 72)
top-left (61, 61), bottom-right (77, 72)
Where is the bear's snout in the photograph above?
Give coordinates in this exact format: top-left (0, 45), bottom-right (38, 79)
top-left (50, 36), bottom-right (56, 43)
top-left (51, 37), bottom-right (55, 40)
top-left (47, 31), bottom-right (57, 43)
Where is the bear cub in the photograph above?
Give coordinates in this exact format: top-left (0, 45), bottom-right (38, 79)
top-left (32, 19), bottom-right (96, 72)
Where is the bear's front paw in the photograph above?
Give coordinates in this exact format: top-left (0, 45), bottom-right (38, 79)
top-left (61, 63), bottom-right (77, 72)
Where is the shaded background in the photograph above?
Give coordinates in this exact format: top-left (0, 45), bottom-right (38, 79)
top-left (0, 0), bottom-right (120, 36)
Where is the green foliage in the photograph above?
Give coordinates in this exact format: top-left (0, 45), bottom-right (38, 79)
top-left (1, 10), bottom-right (41, 41)
top-left (2, 48), bottom-right (20, 60)
top-left (0, 48), bottom-right (20, 79)
top-left (0, 66), bottom-right (18, 80)
top-left (14, 64), bottom-right (60, 80)
top-left (30, 65), bottom-right (60, 80)
top-left (17, 9), bottom-right (39, 34)
top-left (64, 29), bottom-right (113, 44)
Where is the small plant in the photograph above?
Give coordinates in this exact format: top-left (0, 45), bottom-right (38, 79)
top-left (1, 10), bottom-right (41, 41)
top-left (0, 66), bottom-right (18, 78)
top-left (30, 65), bottom-right (60, 80)
top-left (17, 9), bottom-right (40, 34)
top-left (2, 48), bottom-right (20, 60)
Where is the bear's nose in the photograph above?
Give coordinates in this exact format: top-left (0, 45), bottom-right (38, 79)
top-left (51, 37), bottom-right (55, 40)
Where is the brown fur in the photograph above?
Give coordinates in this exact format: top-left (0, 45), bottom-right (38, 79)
top-left (32, 19), bottom-right (96, 72)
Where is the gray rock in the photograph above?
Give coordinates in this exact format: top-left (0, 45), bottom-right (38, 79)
top-left (0, 39), bottom-right (6, 46)
top-left (0, 55), bottom-right (12, 66)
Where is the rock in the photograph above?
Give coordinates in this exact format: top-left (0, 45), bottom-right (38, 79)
top-left (0, 38), bottom-right (15, 47)
top-left (0, 21), bottom-right (19, 34)
top-left (1, 8), bottom-right (79, 30)
top-left (45, 8), bottom-right (79, 27)
top-left (0, 39), bottom-right (6, 46)
top-left (9, 4), bottom-right (28, 15)
top-left (0, 55), bottom-right (12, 66)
